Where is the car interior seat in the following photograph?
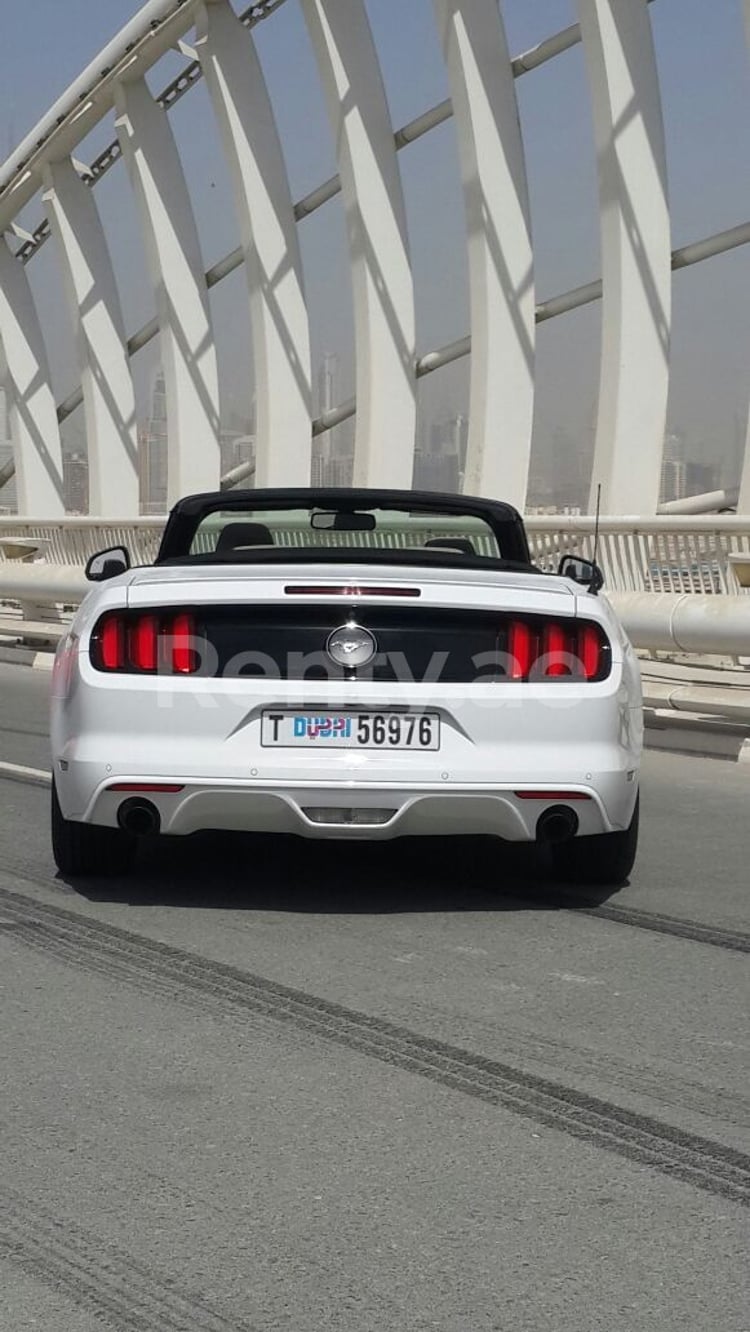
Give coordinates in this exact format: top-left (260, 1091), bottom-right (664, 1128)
top-left (215, 521), bottom-right (274, 552)
top-left (423, 537), bottom-right (475, 555)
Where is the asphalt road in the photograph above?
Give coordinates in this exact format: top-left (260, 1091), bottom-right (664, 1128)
top-left (0, 661), bottom-right (748, 1331)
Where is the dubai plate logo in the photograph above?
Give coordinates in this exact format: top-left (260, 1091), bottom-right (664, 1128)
top-left (326, 623), bottom-right (377, 668)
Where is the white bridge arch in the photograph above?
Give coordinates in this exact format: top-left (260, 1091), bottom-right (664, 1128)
top-left (0, 0), bottom-right (748, 517)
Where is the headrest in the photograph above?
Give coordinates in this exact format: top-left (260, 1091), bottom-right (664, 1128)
top-left (423, 537), bottom-right (475, 555)
top-left (215, 521), bottom-right (274, 552)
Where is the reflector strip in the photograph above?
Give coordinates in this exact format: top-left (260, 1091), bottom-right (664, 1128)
top-left (108, 783), bottom-right (184, 793)
top-left (514, 791), bottom-right (592, 801)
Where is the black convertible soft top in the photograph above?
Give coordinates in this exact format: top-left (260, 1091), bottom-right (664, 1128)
top-left (156, 488), bottom-right (533, 569)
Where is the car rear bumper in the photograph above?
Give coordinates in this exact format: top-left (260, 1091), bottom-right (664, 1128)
top-left (52, 661), bottom-right (642, 839)
top-left (61, 771), bottom-right (639, 841)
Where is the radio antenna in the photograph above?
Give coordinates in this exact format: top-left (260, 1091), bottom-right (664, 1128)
top-left (592, 483), bottom-right (602, 567)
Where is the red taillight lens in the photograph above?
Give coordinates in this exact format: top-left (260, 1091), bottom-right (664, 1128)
top-left (170, 613), bottom-right (197, 675)
top-left (92, 611), bottom-right (199, 674)
top-left (285, 585), bottom-right (420, 598)
top-left (541, 622), bottom-right (571, 677)
top-left (129, 614), bottom-right (159, 672)
top-left (578, 623), bottom-right (602, 680)
top-left (108, 782), bottom-right (185, 793)
top-left (514, 790), bottom-right (592, 801)
top-left (505, 619), bottom-right (608, 682)
top-left (99, 616), bottom-right (125, 670)
top-left (508, 620), bottom-right (534, 680)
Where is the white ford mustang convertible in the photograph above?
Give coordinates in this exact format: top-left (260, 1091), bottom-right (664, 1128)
top-left (50, 488), bottom-right (642, 884)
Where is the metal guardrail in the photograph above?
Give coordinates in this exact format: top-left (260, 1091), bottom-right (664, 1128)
top-left (1, 515), bottom-right (750, 595)
top-left (526, 517), bottom-right (750, 595)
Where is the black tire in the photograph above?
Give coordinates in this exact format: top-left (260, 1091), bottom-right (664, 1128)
top-left (551, 793), bottom-right (639, 887)
top-left (51, 780), bottom-right (135, 878)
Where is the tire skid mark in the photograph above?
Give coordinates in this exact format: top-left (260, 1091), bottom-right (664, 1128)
top-left (1, 885), bottom-right (748, 1207)
top-left (3, 854), bottom-right (749, 954)
top-left (578, 903), bottom-right (750, 953)
top-left (412, 996), bottom-right (750, 1130)
top-left (0, 1189), bottom-right (256, 1332)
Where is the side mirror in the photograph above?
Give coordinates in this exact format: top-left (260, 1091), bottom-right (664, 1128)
top-left (558, 554), bottom-right (604, 594)
top-left (85, 546), bottom-right (131, 582)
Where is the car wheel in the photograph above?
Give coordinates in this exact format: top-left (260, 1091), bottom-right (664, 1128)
top-left (51, 779), bottom-right (135, 878)
top-left (551, 794), bottom-right (639, 887)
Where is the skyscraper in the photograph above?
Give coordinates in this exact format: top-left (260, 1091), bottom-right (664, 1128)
top-left (315, 353), bottom-right (354, 485)
top-left (139, 368), bottom-right (168, 513)
top-left (660, 432), bottom-right (687, 504)
top-left (414, 413), bottom-right (467, 493)
top-left (0, 387), bottom-right (18, 513)
top-left (63, 452), bottom-right (89, 514)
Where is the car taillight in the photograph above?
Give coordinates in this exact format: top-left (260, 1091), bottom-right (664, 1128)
top-left (541, 622), bottom-right (570, 677)
top-left (129, 614), bottom-right (158, 672)
top-left (506, 618), bottom-right (608, 682)
top-left (508, 620), bottom-right (534, 681)
top-left (170, 612), bottom-right (197, 675)
top-left (91, 612), bottom-right (198, 674)
top-left (99, 616), bottom-right (125, 671)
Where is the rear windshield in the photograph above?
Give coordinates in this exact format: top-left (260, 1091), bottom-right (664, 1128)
top-left (189, 506), bottom-right (503, 560)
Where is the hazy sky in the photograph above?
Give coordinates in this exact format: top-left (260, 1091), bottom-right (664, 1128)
top-left (1, 0), bottom-right (749, 484)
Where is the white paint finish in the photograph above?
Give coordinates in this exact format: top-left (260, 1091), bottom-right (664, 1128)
top-left (115, 77), bottom-right (220, 503)
top-left (578, 0), bottom-right (671, 514)
top-left (434, 0), bottom-right (534, 508)
top-left (42, 160), bottom-right (139, 516)
top-left (51, 556), bottom-right (639, 837)
top-left (301, 0), bottom-right (416, 487)
top-left (196, 0), bottom-right (312, 486)
top-left (0, 238), bottom-right (64, 515)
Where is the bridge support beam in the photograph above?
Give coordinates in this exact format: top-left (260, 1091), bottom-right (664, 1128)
top-left (42, 160), bottom-right (139, 516)
top-left (434, 0), bottom-right (534, 508)
top-left (115, 76), bottom-right (220, 504)
top-left (196, 0), bottom-right (312, 487)
top-left (0, 238), bottom-right (64, 515)
top-left (301, 0), bottom-right (416, 488)
top-left (739, 0), bottom-right (750, 514)
top-left (578, 0), bottom-right (671, 514)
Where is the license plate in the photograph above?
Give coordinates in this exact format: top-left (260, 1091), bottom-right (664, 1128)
top-left (260, 711), bottom-right (440, 750)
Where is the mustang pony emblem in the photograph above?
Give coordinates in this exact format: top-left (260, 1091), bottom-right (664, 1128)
top-left (326, 623), bottom-right (378, 668)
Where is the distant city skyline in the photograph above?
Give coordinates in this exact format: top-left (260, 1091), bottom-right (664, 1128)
top-left (0, 364), bottom-right (743, 517)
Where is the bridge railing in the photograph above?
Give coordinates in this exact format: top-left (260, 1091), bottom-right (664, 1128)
top-left (1, 514), bottom-right (749, 596)
top-left (525, 516), bottom-right (750, 594)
